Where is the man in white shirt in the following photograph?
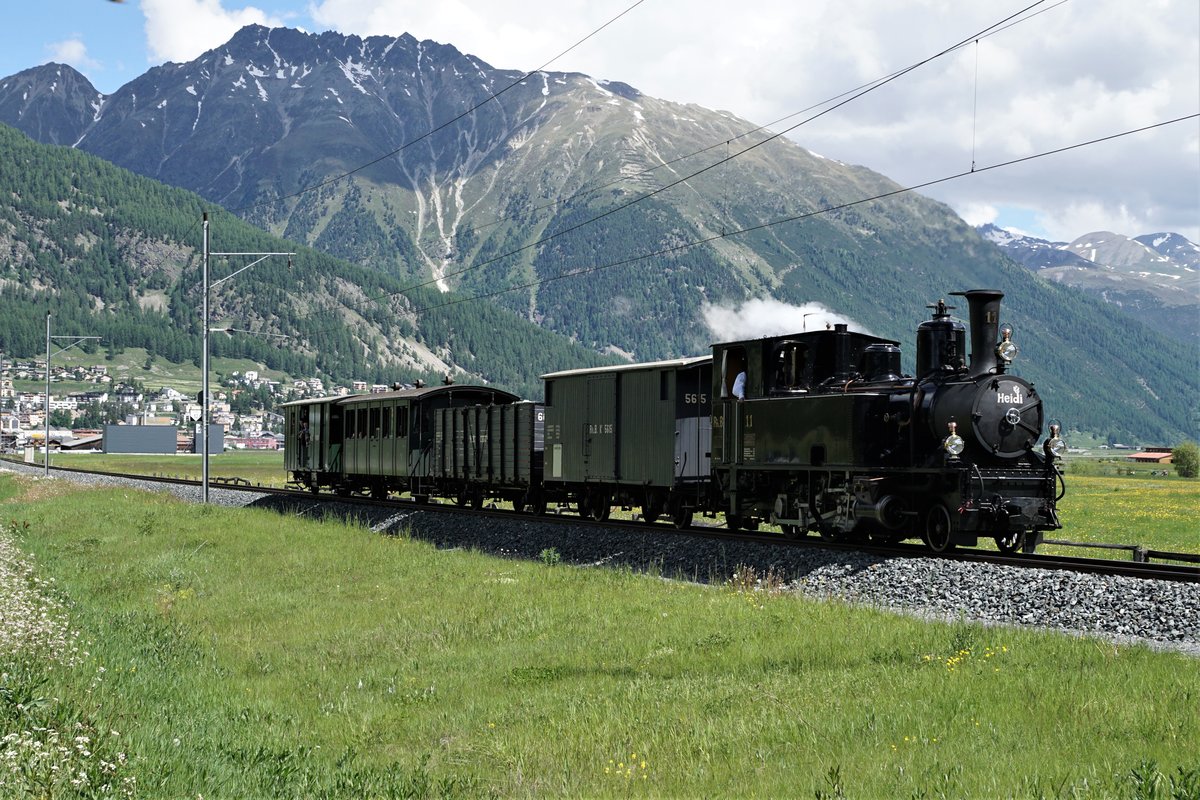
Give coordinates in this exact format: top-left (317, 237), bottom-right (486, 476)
top-left (732, 370), bottom-right (747, 400)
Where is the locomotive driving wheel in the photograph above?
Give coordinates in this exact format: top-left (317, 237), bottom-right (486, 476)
top-left (780, 524), bottom-right (800, 539)
top-left (922, 503), bottom-right (956, 553)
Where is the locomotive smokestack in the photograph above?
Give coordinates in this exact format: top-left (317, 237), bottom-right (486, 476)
top-left (951, 289), bottom-right (1003, 378)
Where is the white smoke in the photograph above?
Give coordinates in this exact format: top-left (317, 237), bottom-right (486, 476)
top-left (701, 298), bottom-right (872, 342)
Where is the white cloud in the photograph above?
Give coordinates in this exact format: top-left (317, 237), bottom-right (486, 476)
top-left (46, 38), bottom-right (101, 72)
top-left (702, 298), bottom-right (870, 342)
top-left (141, 0), bottom-right (286, 64)
top-left (957, 202), bottom-right (998, 227)
top-left (1038, 202), bottom-right (1157, 242)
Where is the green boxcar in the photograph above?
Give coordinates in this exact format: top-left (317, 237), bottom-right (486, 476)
top-left (433, 401), bottom-right (545, 510)
top-left (541, 356), bottom-right (712, 522)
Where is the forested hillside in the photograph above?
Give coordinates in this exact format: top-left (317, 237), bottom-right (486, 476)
top-left (0, 123), bottom-right (612, 397)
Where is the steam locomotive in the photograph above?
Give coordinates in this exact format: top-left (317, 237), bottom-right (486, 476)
top-left (283, 288), bottom-right (1065, 553)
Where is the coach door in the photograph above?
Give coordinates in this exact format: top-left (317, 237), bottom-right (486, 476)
top-left (584, 375), bottom-right (617, 480)
top-left (366, 402), bottom-right (382, 477)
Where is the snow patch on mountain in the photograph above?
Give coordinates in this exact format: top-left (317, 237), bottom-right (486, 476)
top-left (337, 57), bottom-right (373, 95)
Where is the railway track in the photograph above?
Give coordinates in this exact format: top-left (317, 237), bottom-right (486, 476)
top-left (10, 460), bottom-right (1198, 584)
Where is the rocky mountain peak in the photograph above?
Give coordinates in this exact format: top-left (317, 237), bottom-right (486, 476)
top-left (0, 63), bottom-right (103, 146)
top-left (979, 223), bottom-right (1199, 342)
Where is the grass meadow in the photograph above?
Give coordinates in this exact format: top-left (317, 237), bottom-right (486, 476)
top-left (49, 450), bottom-right (289, 488)
top-left (1050, 475), bottom-right (1200, 556)
top-left (1, 473), bottom-right (1198, 798)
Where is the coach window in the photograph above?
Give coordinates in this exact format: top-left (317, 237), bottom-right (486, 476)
top-left (397, 407), bottom-right (409, 438)
top-left (370, 407), bottom-right (381, 438)
top-left (382, 407), bottom-right (392, 438)
top-left (544, 381), bottom-right (554, 407)
top-left (346, 410), bottom-right (356, 439)
top-left (357, 408), bottom-right (368, 438)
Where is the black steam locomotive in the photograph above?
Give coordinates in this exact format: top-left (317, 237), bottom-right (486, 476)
top-left (284, 289), bottom-right (1065, 553)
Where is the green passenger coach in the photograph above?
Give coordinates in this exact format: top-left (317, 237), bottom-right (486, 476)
top-left (283, 384), bottom-right (517, 498)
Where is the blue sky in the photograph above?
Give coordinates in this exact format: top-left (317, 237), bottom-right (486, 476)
top-left (2, 1), bottom-right (1197, 242)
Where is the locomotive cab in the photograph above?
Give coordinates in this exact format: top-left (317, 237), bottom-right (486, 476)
top-left (710, 326), bottom-right (905, 533)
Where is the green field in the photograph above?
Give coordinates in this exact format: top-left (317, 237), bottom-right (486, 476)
top-left (48, 449), bottom-right (289, 488)
top-left (1051, 475), bottom-right (1200, 556)
top-left (1, 474), bottom-right (1197, 798)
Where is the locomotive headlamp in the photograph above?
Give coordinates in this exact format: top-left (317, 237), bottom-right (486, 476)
top-left (1045, 423), bottom-right (1066, 460)
top-left (996, 324), bottom-right (1018, 363)
top-left (943, 421), bottom-right (966, 457)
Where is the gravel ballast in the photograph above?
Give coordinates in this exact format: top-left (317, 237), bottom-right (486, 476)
top-left (6, 462), bottom-right (1198, 657)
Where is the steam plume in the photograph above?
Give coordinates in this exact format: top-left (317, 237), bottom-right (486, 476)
top-left (701, 298), bottom-right (871, 341)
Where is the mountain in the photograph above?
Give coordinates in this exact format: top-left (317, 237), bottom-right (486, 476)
top-left (0, 63), bottom-right (99, 147)
top-left (0, 27), bottom-right (1032, 358)
top-left (977, 224), bottom-right (1094, 270)
top-left (979, 224), bottom-right (1199, 344)
top-left (0, 26), bottom-right (1197, 442)
top-left (0, 123), bottom-right (611, 398)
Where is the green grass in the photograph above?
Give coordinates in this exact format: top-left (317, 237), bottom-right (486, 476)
top-left (1, 475), bottom-right (1197, 798)
top-left (1048, 474), bottom-right (1200, 557)
top-left (49, 450), bottom-right (288, 487)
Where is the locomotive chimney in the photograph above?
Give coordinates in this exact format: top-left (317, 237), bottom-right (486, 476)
top-left (951, 289), bottom-right (1003, 378)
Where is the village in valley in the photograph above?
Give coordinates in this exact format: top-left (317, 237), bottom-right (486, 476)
top-left (0, 357), bottom-right (396, 455)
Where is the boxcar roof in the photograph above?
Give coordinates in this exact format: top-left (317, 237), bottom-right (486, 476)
top-left (278, 396), bottom-right (341, 409)
top-left (541, 355), bottom-right (712, 380)
top-left (335, 385), bottom-right (519, 406)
